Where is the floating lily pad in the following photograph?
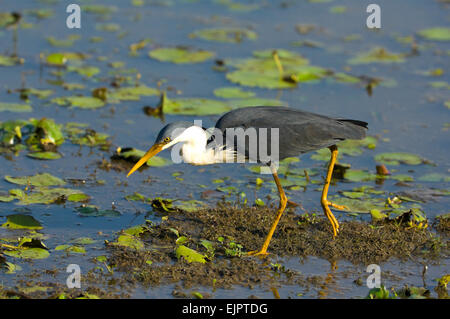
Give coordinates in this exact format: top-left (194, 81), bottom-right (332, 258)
top-left (76, 206), bottom-right (121, 217)
top-left (329, 196), bottom-right (386, 214)
top-left (348, 47), bottom-right (406, 64)
top-left (213, 87), bottom-right (255, 99)
top-left (108, 85), bottom-right (159, 101)
top-left (1, 214), bottom-right (43, 230)
top-left (111, 233), bottom-right (144, 250)
top-left (4, 248), bottom-right (50, 260)
top-left (418, 173), bottom-right (450, 182)
top-left (344, 169), bottom-right (378, 182)
top-left (27, 151), bottom-right (61, 160)
top-left (46, 35), bottom-right (81, 48)
top-left (162, 97), bottom-right (231, 115)
top-left (149, 47), bottom-right (215, 64)
top-left (175, 245), bottom-right (206, 263)
top-left (190, 28), bottom-right (257, 43)
top-left (0, 103), bottom-right (32, 113)
top-left (374, 152), bottom-right (424, 165)
top-left (174, 200), bottom-right (206, 212)
top-left (5, 173), bottom-right (66, 187)
top-left (67, 65), bottom-right (100, 78)
top-left (52, 96), bottom-right (105, 109)
top-left (417, 27), bottom-right (450, 41)
top-left (5, 187), bottom-right (87, 205)
top-left (116, 148), bottom-right (172, 167)
top-left (0, 55), bottom-right (21, 66)
top-left (55, 244), bottom-right (86, 253)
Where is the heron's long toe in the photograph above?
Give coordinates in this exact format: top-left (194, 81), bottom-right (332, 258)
top-left (321, 201), bottom-right (340, 237)
top-left (326, 201), bottom-right (348, 211)
top-left (246, 249), bottom-right (269, 258)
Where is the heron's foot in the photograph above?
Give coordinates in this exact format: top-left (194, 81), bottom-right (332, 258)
top-left (321, 200), bottom-right (340, 238)
top-left (326, 201), bottom-right (348, 211)
top-left (246, 249), bottom-right (269, 258)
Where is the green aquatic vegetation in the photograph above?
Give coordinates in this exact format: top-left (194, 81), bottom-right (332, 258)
top-left (110, 233), bottom-right (145, 251)
top-left (190, 28), bottom-right (258, 43)
top-left (25, 9), bottom-right (54, 19)
top-left (116, 147), bottom-right (171, 167)
top-left (5, 173), bottom-right (66, 187)
top-left (55, 245), bottom-right (86, 254)
top-left (213, 87), bottom-right (255, 99)
top-left (1, 214), bottom-right (43, 230)
top-left (214, 0), bottom-right (260, 12)
top-left (52, 96), bottom-right (105, 109)
top-left (329, 6), bottom-right (347, 13)
top-left (374, 152), bottom-right (425, 165)
top-left (96, 23), bottom-right (121, 32)
top-left (348, 47), bottom-right (406, 64)
top-left (162, 97), bottom-right (231, 115)
top-left (417, 27), bottom-right (450, 41)
top-left (82, 4), bottom-right (118, 15)
top-left (108, 85), bottom-right (160, 101)
top-left (75, 206), bottom-right (121, 217)
top-left (175, 245), bottom-right (207, 264)
top-left (26, 151), bottom-right (61, 160)
top-left (0, 12), bottom-right (17, 28)
top-left (46, 35), bottom-right (81, 48)
top-left (0, 55), bottom-right (22, 66)
top-left (64, 123), bottom-right (110, 147)
top-left (3, 248), bottom-right (50, 260)
top-left (149, 47), bottom-right (215, 64)
top-left (28, 117), bottom-right (65, 146)
top-left (1, 187), bottom-right (88, 205)
top-left (67, 65), bottom-right (100, 78)
top-left (0, 103), bottom-right (32, 113)
top-left (225, 49), bottom-right (331, 89)
top-left (418, 173), bottom-right (450, 182)
top-left (17, 88), bottom-right (54, 100)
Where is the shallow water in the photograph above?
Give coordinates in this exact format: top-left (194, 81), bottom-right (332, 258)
top-left (0, 0), bottom-right (448, 298)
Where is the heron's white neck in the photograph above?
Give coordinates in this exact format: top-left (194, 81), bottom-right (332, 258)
top-left (170, 126), bottom-right (235, 165)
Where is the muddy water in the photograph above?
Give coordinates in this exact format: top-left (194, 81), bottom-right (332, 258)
top-left (0, 0), bottom-right (448, 298)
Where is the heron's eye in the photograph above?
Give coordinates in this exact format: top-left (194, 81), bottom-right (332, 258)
top-left (164, 137), bottom-right (171, 143)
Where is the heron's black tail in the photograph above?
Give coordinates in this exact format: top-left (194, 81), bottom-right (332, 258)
top-left (336, 119), bottom-right (368, 140)
top-left (338, 119), bottom-right (368, 129)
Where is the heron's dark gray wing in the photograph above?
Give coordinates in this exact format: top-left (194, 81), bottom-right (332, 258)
top-left (214, 106), bottom-right (367, 162)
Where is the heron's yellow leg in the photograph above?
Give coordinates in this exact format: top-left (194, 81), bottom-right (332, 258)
top-left (247, 171), bottom-right (287, 257)
top-left (321, 145), bottom-right (341, 237)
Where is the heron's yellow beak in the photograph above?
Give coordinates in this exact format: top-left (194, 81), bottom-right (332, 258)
top-left (126, 143), bottom-right (164, 177)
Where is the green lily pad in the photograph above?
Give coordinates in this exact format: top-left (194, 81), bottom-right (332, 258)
top-left (27, 152), bottom-right (61, 160)
top-left (0, 55), bottom-right (21, 66)
top-left (329, 196), bottom-right (386, 214)
top-left (52, 96), bottom-right (105, 109)
top-left (5, 173), bottom-right (66, 187)
top-left (374, 152), bottom-right (424, 165)
top-left (4, 248), bottom-right (50, 260)
top-left (55, 245), bottom-right (86, 253)
top-left (0, 103), bottom-right (32, 113)
top-left (46, 35), bottom-right (81, 48)
top-left (1, 214), bottom-right (43, 230)
top-left (82, 4), bottom-right (117, 15)
top-left (117, 148), bottom-right (172, 167)
top-left (213, 87), bottom-right (255, 99)
top-left (190, 28), bottom-right (257, 43)
top-left (75, 206), bottom-right (121, 217)
top-left (4, 187), bottom-right (87, 205)
top-left (418, 173), bottom-right (450, 182)
top-left (162, 97), bottom-right (231, 115)
top-left (108, 85), bottom-right (159, 101)
top-left (174, 200), bottom-right (206, 212)
top-left (149, 47), bottom-right (215, 64)
top-left (111, 233), bottom-right (144, 250)
top-left (348, 47), bottom-right (406, 64)
top-left (344, 169), bottom-right (378, 182)
top-left (417, 27), bottom-right (450, 41)
top-left (67, 65), bottom-right (101, 78)
top-left (175, 245), bottom-right (207, 263)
